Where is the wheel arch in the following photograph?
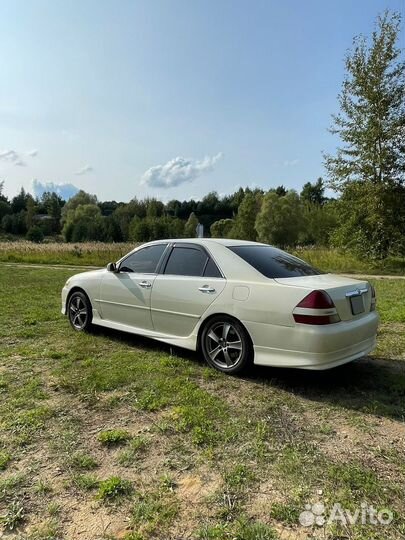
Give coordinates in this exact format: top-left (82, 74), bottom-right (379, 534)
top-left (196, 312), bottom-right (254, 356)
top-left (66, 286), bottom-right (93, 310)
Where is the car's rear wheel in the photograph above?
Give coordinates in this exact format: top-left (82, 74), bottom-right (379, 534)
top-left (68, 291), bottom-right (92, 332)
top-left (201, 316), bottom-right (252, 374)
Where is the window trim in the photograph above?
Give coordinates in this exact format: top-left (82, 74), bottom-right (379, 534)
top-left (161, 242), bottom-right (225, 279)
top-left (117, 243), bottom-right (169, 275)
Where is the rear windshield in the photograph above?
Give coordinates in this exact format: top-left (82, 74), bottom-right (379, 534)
top-left (228, 245), bottom-right (322, 278)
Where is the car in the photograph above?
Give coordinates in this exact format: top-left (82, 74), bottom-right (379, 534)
top-left (61, 239), bottom-right (379, 374)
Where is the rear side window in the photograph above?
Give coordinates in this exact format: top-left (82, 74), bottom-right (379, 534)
top-left (164, 247), bottom-right (207, 277)
top-left (119, 244), bottom-right (167, 273)
top-left (204, 258), bottom-right (222, 278)
top-left (228, 245), bottom-right (322, 278)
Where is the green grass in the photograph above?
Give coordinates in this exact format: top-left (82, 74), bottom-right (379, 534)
top-left (0, 266), bottom-right (404, 538)
top-left (98, 429), bottom-right (132, 446)
top-left (69, 452), bottom-right (98, 470)
top-left (97, 476), bottom-right (132, 501)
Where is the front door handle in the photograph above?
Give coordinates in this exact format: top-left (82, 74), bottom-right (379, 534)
top-left (199, 285), bottom-right (216, 294)
top-left (139, 280), bottom-right (152, 289)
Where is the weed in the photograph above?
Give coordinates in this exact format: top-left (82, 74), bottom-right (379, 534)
top-left (269, 501), bottom-right (300, 525)
top-left (97, 476), bottom-right (132, 501)
top-left (0, 451), bottom-right (11, 470)
top-left (70, 452), bottom-right (98, 470)
top-left (0, 499), bottom-right (25, 530)
top-left (117, 436), bottom-right (149, 467)
top-left (35, 479), bottom-right (52, 495)
top-left (224, 464), bottom-right (255, 490)
top-left (98, 429), bottom-right (132, 446)
top-left (47, 502), bottom-right (61, 517)
top-left (130, 488), bottom-right (179, 535)
top-left (71, 474), bottom-right (99, 491)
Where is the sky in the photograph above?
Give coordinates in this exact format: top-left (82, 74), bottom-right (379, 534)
top-left (1, 0), bottom-right (404, 202)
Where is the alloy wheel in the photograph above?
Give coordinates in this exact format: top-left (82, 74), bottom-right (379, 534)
top-left (204, 321), bottom-right (243, 369)
top-left (69, 295), bottom-right (88, 330)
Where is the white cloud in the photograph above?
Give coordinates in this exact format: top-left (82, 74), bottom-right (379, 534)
top-left (141, 153), bottom-right (223, 189)
top-left (32, 180), bottom-right (80, 200)
top-left (0, 149), bottom-right (32, 167)
top-left (75, 164), bottom-right (93, 175)
top-left (27, 149), bottom-right (38, 157)
top-left (283, 159), bottom-right (299, 167)
top-left (0, 149), bottom-right (26, 166)
top-left (0, 150), bottom-right (18, 162)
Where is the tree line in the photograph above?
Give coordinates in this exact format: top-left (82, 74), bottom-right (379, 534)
top-left (0, 179), bottom-right (336, 247)
top-left (0, 11), bottom-right (404, 260)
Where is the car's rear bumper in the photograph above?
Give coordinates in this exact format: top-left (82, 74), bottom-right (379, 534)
top-left (244, 311), bottom-right (379, 370)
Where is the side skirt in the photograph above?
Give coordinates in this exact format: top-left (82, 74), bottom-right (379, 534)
top-left (91, 311), bottom-right (198, 351)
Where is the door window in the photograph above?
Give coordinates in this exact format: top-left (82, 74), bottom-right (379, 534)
top-left (164, 247), bottom-right (207, 277)
top-left (119, 244), bottom-right (167, 273)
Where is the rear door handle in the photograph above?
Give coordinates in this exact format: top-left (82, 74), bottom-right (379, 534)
top-left (198, 285), bottom-right (216, 294)
top-left (139, 280), bottom-right (152, 289)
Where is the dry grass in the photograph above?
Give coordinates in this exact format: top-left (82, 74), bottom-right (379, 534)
top-left (0, 241), bottom-right (136, 266)
top-left (1, 241), bottom-right (405, 275)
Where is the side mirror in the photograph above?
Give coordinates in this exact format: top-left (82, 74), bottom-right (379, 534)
top-left (107, 262), bottom-right (117, 272)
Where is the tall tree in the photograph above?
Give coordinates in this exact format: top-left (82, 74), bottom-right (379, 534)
top-left (325, 11), bottom-right (405, 188)
top-left (231, 192), bottom-right (261, 241)
top-left (301, 178), bottom-right (326, 205)
top-left (184, 212), bottom-right (199, 237)
top-left (255, 191), bottom-right (302, 248)
top-left (324, 11), bottom-right (405, 257)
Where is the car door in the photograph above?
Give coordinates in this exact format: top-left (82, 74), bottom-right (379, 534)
top-left (99, 243), bottom-right (168, 330)
top-left (151, 243), bottom-right (226, 336)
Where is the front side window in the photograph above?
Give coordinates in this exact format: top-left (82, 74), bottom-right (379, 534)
top-left (164, 247), bottom-right (207, 277)
top-left (119, 244), bottom-right (167, 273)
top-left (228, 245), bottom-right (322, 278)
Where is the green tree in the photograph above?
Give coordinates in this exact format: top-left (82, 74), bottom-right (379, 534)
top-left (25, 196), bottom-right (36, 229)
top-left (275, 185), bottom-right (287, 197)
top-left (255, 191), bottom-right (301, 248)
top-left (230, 192), bottom-right (261, 241)
top-left (61, 190), bottom-right (97, 224)
top-left (300, 202), bottom-right (338, 246)
top-left (324, 11), bottom-right (405, 257)
top-left (300, 178), bottom-right (326, 205)
top-left (62, 203), bottom-right (103, 241)
top-left (210, 218), bottom-right (235, 238)
top-left (11, 188), bottom-right (29, 214)
top-left (184, 212), bottom-right (199, 237)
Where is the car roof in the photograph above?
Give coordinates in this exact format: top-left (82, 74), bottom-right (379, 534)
top-left (144, 238), bottom-right (269, 247)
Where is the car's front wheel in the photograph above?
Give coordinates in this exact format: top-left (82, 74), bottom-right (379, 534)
top-left (201, 316), bottom-right (252, 374)
top-left (67, 291), bottom-right (92, 332)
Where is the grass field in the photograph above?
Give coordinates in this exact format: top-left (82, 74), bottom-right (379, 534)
top-left (1, 241), bottom-right (405, 275)
top-left (0, 266), bottom-right (404, 539)
top-left (0, 242), bottom-right (135, 267)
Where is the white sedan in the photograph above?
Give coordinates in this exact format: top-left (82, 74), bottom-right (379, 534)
top-left (61, 239), bottom-right (378, 373)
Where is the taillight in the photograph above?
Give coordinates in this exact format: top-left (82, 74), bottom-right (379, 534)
top-left (293, 290), bottom-right (340, 325)
top-left (370, 284), bottom-right (376, 311)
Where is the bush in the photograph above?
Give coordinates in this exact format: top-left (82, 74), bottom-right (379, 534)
top-left (26, 226), bottom-right (44, 243)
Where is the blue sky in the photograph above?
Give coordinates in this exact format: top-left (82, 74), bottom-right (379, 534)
top-left (1, 0), bottom-right (404, 201)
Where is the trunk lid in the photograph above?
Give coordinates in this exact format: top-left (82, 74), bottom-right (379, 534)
top-left (274, 274), bottom-right (372, 321)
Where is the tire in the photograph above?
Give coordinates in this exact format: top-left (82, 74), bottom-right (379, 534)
top-left (200, 315), bottom-right (252, 374)
top-left (67, 291), bottom-right (92, 332)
